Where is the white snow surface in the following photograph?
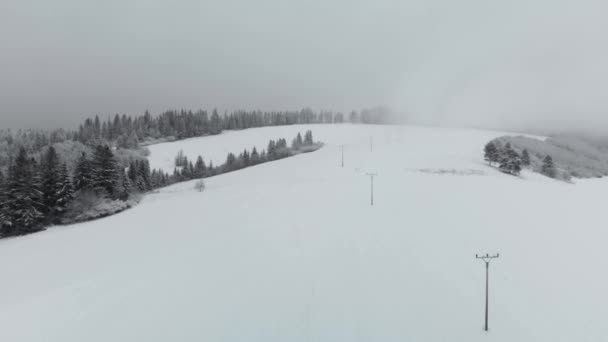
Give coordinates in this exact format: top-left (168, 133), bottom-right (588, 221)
top-left (1, 124), bottom-right (608, 341)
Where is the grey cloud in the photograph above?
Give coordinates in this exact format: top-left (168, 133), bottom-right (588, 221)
top-left (1, 0), bottom-right (607, 134)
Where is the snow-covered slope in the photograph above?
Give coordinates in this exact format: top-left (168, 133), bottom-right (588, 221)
top-left (2, 124), bottom-right (608, 341)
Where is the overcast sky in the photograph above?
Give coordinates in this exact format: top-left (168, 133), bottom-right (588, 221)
top-left (1, 0), bottom-right (608, 133)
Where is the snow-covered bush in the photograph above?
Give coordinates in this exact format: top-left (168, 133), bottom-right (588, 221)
top-left (194, 180), bottom-right (205, 192)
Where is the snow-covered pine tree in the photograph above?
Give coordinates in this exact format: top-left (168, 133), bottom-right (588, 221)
top-left (128, 161), bottom-right (138, 184)
top-left (180, 160), bottom-right (191, 180)
top-left (242, 149), bottom-right (250, 166)
top-left (507, 149), bottom-right (522, 175)
top-left (260, 150), bottom-right (267, 163)
top-left (0, 170), bottom-right (8, 236)
top-left (542, 155), bottom-right (556, 178)
top-left (188, 161), bottom-right (195, 178)
top-left (40, 146), bottom-right (62, 218)
top-left (55, 163), bottom-right (74, 215)
top-left (133, 160), bottom-right (147, 192)
top-left (29, 157), bottom-right (45, 220)
top-left (125, 130), bottom-right (139, 149)
top-left (150, 169), bottom-right (158, 189)
top-left (194, 156), bottom-right (206, 178)
top-left (499, 146), bottom-right (522, 176)
top-left (175, 149), bottom-right (186, 167)
top-left (91, 145), bottom-right (120, 198)
top-left (484, 142), bottom-right (499, 166)
top-left (210, 109), bottom-right (222, 134)
top-left (139, 159), bottom-right (151, 189)
top-left (207, 161), bottom-right (214, 176)
top-left (74, 152), bottom-right (94, 191)
top-left (116, 168), bottom-right (131, 201)
top-left (292, 132), bottom-right (304, 150)
top-left (304, 130), bottom-right (313, 145)
top-left (267, 140), bottom-right (276, 160)
top-left (521, 149), bottom-right (531, 167)
top-left (251, 147), bottom-right (260, 165)
top-left (499, 143), bottom-right (511, 164)
top-left (173, 167), bottom-right (181, 182)
top-left (226, 153), bottom-right (236, 169)
top-left (4, 148), bottom-right (44, 235)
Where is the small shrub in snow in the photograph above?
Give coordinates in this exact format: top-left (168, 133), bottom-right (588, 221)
top-left (194, 180), bottom-right (205, 192)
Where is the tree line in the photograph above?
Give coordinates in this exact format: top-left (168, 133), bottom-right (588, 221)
top-left (75, 108), bottom-right (389, 147)
top-left (172, 130), bottom-right (319, 183)
top-left (484, 141), bottom-right (556, 178)
top-left (0, 107), bottom-right (394, 175)
top-left (0, 130), bottom-right (320, 238)
top-left (0, 145), bottom-right (170, 237)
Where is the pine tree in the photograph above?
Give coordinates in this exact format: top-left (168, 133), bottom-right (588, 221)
top-left (484, 142), bottom-right (499, 166)
top-left (194, 156), bottom-right (206, 178)
top-left (128, 161), bottom-right (138, 184)
top-left (125, 130), bottom-right (139, 148)
top-left (116, 169), bottom-right (131, 200)
top-left (260, 150), bottom-right (267, 163)
top-left (74, 152), bottom-right (94, 191)
top-left (507, 149), bottom-right (522, 175)
top-left (139, 159), bottom-right (151, 189)
top-left (251, 147), bottom-right (260, 165)
top-left (55, 163), bottom-right (74, 215)
top-left (542, 155), bottom-right (556, 178)
top-left (226, 153), bottom-right (236, 171)
top-left (242, 149), bottom-right (250, 166)
top-left (267, 140), bottom-right (276, 160)
top-left (173, 167), bottom-right (181, 182)
top-left (91, 145), bottom-right (120, 198)
top-left (304, 130), bottom-right (313, 145)
top-left (29, 157), bottom-right (45, 222)
top-left (181, 160), bottom-right (192, 180)
top-left (0, 170), bottom-right (8, 236)
top-left (132, 160), bottom-right (147, 192)
top-left (208, 161), bottom-right (214, 176)
top-left (499, 147), bottom-right (522, 176)
top-left (292, 132), bottom-right (303, 149)
top-left (40, 146), bottom-right (62, 217)
top-left (210, 109), bottom-right (222, 134)
top-left (521, 149), bottom-right (531, 167)
top-left (175, 149), bottom-right (186, 167)
top-left (3, 148), bottom-right (44, 235)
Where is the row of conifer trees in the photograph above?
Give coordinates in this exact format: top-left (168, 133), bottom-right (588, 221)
top-left (0, 144), bottom-right (173, 237)
top-left (0, 130), bottom-right (319, 237)
top-left (172, 130), bottom-right (318, 182)
top-left (484, 141), bottom-right (556, 178)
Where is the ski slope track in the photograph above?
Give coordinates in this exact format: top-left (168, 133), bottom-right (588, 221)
top-left (1, 124), bottom-right (607, 341)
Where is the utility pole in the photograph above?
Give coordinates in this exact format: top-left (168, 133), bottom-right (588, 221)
top-left (366, 173), bottom-right (377, 206)
top-left (476, 253), bottom-right (499, 332)
top-left (370, 136), bottom-right (373, 152)
top-left (339, 145), bottom-right (344, 167)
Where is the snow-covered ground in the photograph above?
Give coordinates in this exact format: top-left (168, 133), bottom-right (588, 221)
top-left (2, 124), bottom-right (608, 341)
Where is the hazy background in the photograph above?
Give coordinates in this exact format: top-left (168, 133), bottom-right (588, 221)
top-left (1, 0), bottom-right (607, 134)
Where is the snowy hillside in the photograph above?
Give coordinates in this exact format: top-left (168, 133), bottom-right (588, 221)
top-left (2, 124), bottom-right (608, 341)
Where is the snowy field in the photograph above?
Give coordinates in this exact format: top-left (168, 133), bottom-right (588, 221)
top-left (2, 124), bottom-right (608, 341)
